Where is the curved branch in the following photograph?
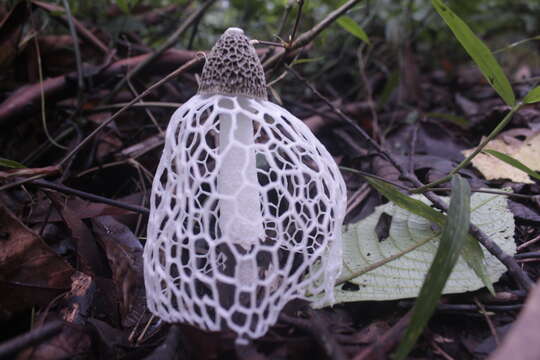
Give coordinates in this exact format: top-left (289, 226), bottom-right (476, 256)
top-left (0, 49), bottom-right (200, 126)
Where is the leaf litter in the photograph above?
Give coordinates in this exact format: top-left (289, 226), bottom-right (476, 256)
top-left (0, 1), bottom-right (540, 359)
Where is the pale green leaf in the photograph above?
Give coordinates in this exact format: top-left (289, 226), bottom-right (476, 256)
top-left (523, 86), bottom-right (540, 104)
top-left (337, 16), bottom-right (370, 44)
top-left (362, 177), bottom-right (493, 292)
top-left (331, 188), bottom-right (514, 304)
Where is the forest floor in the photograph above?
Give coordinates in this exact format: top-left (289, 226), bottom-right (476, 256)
top-left (1, 1), bottom-right (540, 360)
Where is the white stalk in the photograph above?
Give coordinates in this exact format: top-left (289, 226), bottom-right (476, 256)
top-left (218, 106), bottom-right (264, 250)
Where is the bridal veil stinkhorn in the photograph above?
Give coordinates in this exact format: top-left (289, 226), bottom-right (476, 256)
top-left (144, 27), bottom-right (347, 344)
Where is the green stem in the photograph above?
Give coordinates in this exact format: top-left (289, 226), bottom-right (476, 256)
top-left (412, 103), bottom-right (522, 193)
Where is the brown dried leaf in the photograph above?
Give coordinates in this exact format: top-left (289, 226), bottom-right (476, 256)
top-left (92, 216), bottom-right (146, 328)
top-left (59, 272), bottom-right (95, 325)
top-left (0, 201), bottom-right (75, 312)
top-left (16, 322), bottom-right (91, 360)
top-left (463, 131), bottom-right (540, 183)
top-left (49, 193), bottom-right (109, 276)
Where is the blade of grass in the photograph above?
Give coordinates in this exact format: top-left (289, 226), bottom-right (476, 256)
top-left (426, 112), bottom-right (469, 128)
top-left (0, 157), bottom-right (25, 169)
top-left (523, 85), bottom-right (540, 104)
top-left (483, 149), bottom-right (540, 181)
top-left (337, 16), bottom-right (370, 44)
top-left (393, 175), bottom-right (471, 360)
top-left (431, 0), bottom-right (515, 106)
top-left (365, 176), bottom-right (493, 294)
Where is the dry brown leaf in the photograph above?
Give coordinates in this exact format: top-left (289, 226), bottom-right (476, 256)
top-left (92, 216), bottom-right (146, 328)
top-left (48, 193), bottom-right (109, 276)
top-left (0, 201), bottom-right (75, 312)
top-left (462, 131), bottom-right (540, 183)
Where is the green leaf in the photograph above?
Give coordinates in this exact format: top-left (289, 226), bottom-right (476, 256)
top-left (431, 0), bottom-right (515, 106)
top-left (363, 177), bottom-right (494, 293)
top-left (523, 86), bottom-right (540, 104)
top-left (0, 157), bottom-right (25, 169)
top-left (427, 112), bottom-right (470, 128)
top-left (484, 149), bottom-right (540, 181)
top-left (378, 71), bottom-right (400, 108)
top-left (291, 56), bottom-right (325, 65)
top-left (337, 16), bottom-right (370, 44)
top-left (116, 0), bottom-right (131, 14)
top-left (394, 175), bottom-right (471, 360)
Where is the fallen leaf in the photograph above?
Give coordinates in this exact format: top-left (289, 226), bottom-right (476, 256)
top-left (463, 131), bottom-right (540, 183)
top-left (330, 191), bottom-right (515, 303)
top-left (59, 272), bottom-right (95, 325)
top-left (17, 321), bottom-right (91, 360)
top-left (92, 216), bottom-right (146, 328)
top-left (0, 201), bottom-right (75, 312)
top-left (49, 193), bottom-right (109, 276)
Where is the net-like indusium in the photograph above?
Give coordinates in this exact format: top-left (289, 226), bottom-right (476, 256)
top-left (144, 28), bottom-right (347, 344)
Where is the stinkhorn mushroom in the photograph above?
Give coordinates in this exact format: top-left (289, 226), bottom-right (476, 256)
top-left (144, 27), bottom-right (346, 344)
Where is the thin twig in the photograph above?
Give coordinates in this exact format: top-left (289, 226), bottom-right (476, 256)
top-left (144, 324), bottom-right (185, 360)
top-left (252, 40), bottom-right (286, 48)
top-left (83, 102), bottom-right (181, 113)
top-left (473, 297), bottom-right (500, 346)
top-left (289, 0), bottom-right (305, 43)
top-left (514, 251), bottom-right (540, 259)
top-left (187, 5), bottom-right (203, 50)
top-left (27, 1), bottom-right (66, 150)
top-left (280, 310), bottom-right (347, 360)
top-left (287, 65), bottom-right (401, 171)
top-left (32, 1), bottom-right (111, 57)
top-left (413, 104), bottom-right (522, 193)
top-left (125, 58), bottom-right (164, 135)
top-left (353, 311), bottom-right (412, 360)
top-left (431, 340), bottom-right (455, 360)
top-left (58, 55), bottom-right (203, 168)
top-left (357, 45), bottom-right (380, 141)
top-left (33, 179), bottom-right (149, 215)
top-left (0, 321), bottom-right (63, 359)
top-left (517, 234), bottom-right (540, 251)
top-left (105, 0), bottom-right (216, 102)
top-left (346, 183), bottom-right (370, 215)
top-left (137, 315), bottom-right (156, 344)
top-left (277, 0), bottom-right (294, 38)
top-left (264, 0), bottom-right (365, 69)
top-left (61, 0), bottom-right (84, 97)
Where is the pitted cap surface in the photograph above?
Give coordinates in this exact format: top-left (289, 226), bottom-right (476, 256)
top-left (198, 27), bottom-right (267, 100)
